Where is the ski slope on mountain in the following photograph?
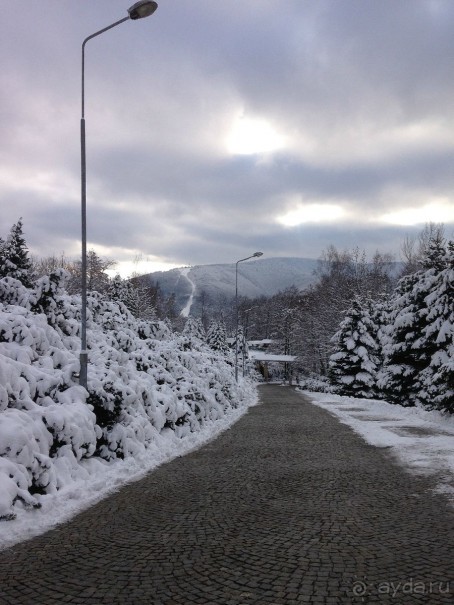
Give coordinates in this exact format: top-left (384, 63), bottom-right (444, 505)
top-left (179, 267), bottom-right (196, 317)
top-left (146, 257), bottom-right (320, 315)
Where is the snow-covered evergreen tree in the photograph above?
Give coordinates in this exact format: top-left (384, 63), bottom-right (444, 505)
top-left (417, 241), bottom-right (454, 410)
top-left (422, 233), bottom-right (447, 272)
top-left (182, 316), bottom-right (206, 341)
top-left (0, 219), bottom-right (33, 287)
top-left (329, 296), bottom-right (379, 398)
top-left (206, 320), bottom-right (229, 354)
top-left (108, 275), bottom-right (156, 320)
top-left (369, 295), bottom-right (389, 374)
top-left (377, 271), bottom-right (427, 406)
top-left (108, 274), bottom-right (128, 302)
top-left (127, 282), bottom-right (157, 321)
top-left (378, 235), bottom-right (449, 407)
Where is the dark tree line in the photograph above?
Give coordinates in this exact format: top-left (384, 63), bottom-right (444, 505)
top-left (228, 246), bottom-right (397, 377)
top-left (328, 231), bottom-right (453, 412)
top-left (0, 219), bottom-right (177, 323)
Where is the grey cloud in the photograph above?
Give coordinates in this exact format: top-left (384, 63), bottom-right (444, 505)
top-left (1, 0), bottom-right (454, 273)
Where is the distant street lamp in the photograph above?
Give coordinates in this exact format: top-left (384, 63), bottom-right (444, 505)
top-left (79, 1), bottom-right (158, 389)
top-left (235, 252), bottom-right (263, 382)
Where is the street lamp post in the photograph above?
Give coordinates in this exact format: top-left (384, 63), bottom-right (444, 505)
top-left (242, 305), bottom-right (257, 377)
top-left (235, 252), bottom-right (263, 382)
top-left (79, 1), bottom-right (158, 389)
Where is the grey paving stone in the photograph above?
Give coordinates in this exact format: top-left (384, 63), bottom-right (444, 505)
top-left (0, 385), bottom-right (453, 604)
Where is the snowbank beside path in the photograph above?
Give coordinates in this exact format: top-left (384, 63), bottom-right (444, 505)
top-left (0, 272), bottom-right (258, 548)
top-left (301, 390), bottom-right (454, 504)
top-left (0, 388), bottom-right (257, 551)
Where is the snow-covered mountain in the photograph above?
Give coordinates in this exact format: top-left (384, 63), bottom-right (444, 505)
top-left (144, 257), bottom-right (320, 316)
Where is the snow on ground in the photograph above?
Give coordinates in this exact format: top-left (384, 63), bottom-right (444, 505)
top-left (0, 391), bottom-right (257, 552)
top-left (301, 390), bottom-right (454, 504)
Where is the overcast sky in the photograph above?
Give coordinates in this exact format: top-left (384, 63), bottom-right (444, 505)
top-left (2, 0), bottom-right (454, 277)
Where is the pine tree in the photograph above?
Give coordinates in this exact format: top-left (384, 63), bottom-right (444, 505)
top-left (377, 272), bottom-right (426, 406)
top-left (378, 235), bottom-right (448, 407)
top-left (182, 317), bottom-right (206, 341)
top-left (108, 275), bottom-right (156, 320)
top-left (418, 241), bottom-right (454, 411)
top-left (405, 237), bottom-right (448, 406)
top-left (126, 282), bottom-right (157, 320)
top-left (206, 320), bottom-right (229, 354)
top-left (422, 234), bottom-right (447, 272)
top-left (108, 274), bottom-right (128, 302)
top-left (369, 295), bottom-right (389, 375)
top-left (0, 219), bottom-right (33, 287)
top-left (329, 296), bottom-right (379, 398)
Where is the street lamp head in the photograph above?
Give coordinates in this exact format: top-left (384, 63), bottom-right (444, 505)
top-left (253, 251), bottom-right (263, 258)
top-left (128, 0), bottom-right (158, 20)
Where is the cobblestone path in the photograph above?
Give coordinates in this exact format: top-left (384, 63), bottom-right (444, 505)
top-left (0, 385), bottom-right (453, 604)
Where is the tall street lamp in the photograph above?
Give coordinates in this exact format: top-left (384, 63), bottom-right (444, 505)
top-left (235, 252), bottom-right (263, 382)
top-left (79, 1), bottom-right (158, 389)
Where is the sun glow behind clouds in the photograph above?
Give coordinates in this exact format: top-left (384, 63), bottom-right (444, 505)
top-left (95, 246), bottom-right (180, 279)
top-left (226, 115), bottom-right (285, 155)
top-left (379, 200), bottom-right (454, 226)
top-left (277, 203), bottom-right (347, 227)
top-left (106, 259), bottom-right (180, 280)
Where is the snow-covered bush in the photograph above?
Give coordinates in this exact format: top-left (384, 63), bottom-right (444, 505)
top-left (0, 274), bottom-right (253, 520)
top-left (298, 374), bottom-right (337, 393)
